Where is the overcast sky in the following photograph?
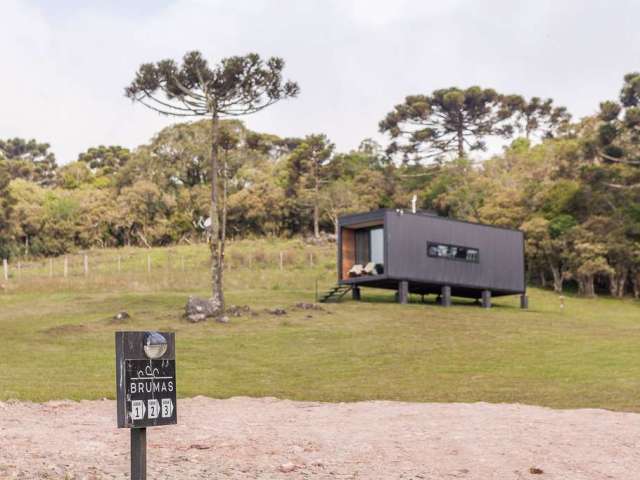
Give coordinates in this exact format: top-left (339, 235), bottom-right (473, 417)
top-left (2, 0), bottom-right (639, 164)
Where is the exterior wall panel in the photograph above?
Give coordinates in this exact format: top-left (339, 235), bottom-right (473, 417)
top-left (384, 211), bottom-right (524, 293)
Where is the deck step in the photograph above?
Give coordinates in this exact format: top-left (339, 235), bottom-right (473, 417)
top-left (318, 284), bottom-right (352, 303)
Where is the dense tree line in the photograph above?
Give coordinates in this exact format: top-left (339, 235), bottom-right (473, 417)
top-left (1, 71), bottom-right (639, 298)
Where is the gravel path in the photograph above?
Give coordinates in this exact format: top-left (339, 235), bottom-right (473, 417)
top-left (1, 397), bottom-right (639, 479)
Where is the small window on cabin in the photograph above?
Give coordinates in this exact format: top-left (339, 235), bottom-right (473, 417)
top-left (427, 242), bottom-right (479, 263)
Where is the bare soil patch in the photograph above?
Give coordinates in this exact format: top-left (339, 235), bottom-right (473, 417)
top-left (1, 397), bottom-right (639, 479)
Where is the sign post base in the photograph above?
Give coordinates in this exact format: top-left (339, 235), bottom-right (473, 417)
top-left (131, 428), bottom-right (147, 480)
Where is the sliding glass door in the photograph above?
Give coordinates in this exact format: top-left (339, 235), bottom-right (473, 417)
top-left (354, 227), bottom-right (384, 268)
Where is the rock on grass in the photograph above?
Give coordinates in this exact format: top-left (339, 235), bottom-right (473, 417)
top-left (185, 296), bottom-right (222, 323)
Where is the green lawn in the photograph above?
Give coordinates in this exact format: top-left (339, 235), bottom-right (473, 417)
top-left (2, 240), bottom-right (640, 411)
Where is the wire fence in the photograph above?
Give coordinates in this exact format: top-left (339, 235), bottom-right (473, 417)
top-left (1, 245), bottom-right (335, 286)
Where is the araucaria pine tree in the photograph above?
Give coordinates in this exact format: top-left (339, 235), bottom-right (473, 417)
top-left (125, 51), bottom-right (299, 313)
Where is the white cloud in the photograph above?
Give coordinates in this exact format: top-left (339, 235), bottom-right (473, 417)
top-left (0, 0), bottom-right (639, 164)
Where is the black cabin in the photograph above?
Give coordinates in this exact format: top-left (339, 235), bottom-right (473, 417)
top-left (333, 209), bottom-right (527, 307)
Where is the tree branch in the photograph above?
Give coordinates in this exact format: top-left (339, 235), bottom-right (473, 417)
top-left (599, 150), bottom-right (640, 166)
top-left (137, 98), bottom-right (202, 117)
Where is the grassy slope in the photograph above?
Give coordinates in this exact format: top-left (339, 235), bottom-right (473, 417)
top-left (1, 240), bottom-right (640, 411)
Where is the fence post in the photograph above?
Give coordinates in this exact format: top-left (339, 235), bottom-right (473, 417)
top-left (2, 259), bottom-right (8, 282)
top-left (309, 252), bottom-right (314, 267)
top-left (279, 251), bottom-right (284, 271)
top-left (84, 254), bottom-right (89, 276)
top-left (63, 256), bottom-right (68, 278)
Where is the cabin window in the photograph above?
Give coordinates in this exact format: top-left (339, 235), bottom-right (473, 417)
top-left (370, 228), bottom-right (384, 264)
top-left (427, 242), bottom-right (479, 263)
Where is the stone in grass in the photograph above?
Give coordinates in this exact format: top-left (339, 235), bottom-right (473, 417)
top-left (266, 307), bottom-right (287, 316)
top-left (295, 302), bottom-right (324, 311)
top-left (113, 311), bottom-right (130, 321)
top-left (185, 296), bottom-right (222, 323)
top-left (226, 305), bottom-right (253, 317)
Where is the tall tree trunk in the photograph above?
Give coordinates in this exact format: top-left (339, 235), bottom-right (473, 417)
top-left (209, 112), bottom-right (224, 311)
top-left (540, 269), bottom-right (547, 288)
top-left (608, 272), bottom-right (617, 297)
top-left (587, 276), bottom-right (595, 297)
top-left (456, 124), bottom-right (464, 159)
top-left (633, 272), bottom-right (640, 298)
top-left (218, 151), bottom-right (228, 307)
top-left (618, 273), bottom-right (627, 297)
top-left (549, 263), bottom-right (563, 293)
top-left (609, 268), bottom-right (627, 298)
top-left (580, 275), bottom-right (595, 298)
top-left (313, 155), bottom-right (320, 239)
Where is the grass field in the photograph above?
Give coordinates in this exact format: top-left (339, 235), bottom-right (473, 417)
top-left (2, 239), bottom-right (640, 412)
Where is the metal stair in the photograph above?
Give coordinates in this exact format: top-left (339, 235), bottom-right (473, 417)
top-left (318, 284), bottom-right (352, 303)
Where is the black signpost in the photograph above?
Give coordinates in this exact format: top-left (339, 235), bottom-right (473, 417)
top-left (116, 331), bottom-right (177, 480)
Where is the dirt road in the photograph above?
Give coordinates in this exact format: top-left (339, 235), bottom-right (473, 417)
top-left (1, 396), bottom-right (639, 479)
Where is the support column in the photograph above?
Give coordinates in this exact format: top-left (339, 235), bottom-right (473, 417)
top-left (481, 289), bottom-right (491, 308)
top-left (440, 285), bottom-right (451, 307)
top-left (352, 286), bottom-right (361, 301)
top-left (131, 428), bottom-right (147, 480)
top-left (520, 294), bottom-right (528, 309)
top-left (398, 280), bottom-right (409, 304)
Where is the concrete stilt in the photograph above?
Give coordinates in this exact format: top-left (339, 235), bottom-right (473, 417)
top-left (520, 294), bottom-right (528, 309)
top-left (441, 285), bottom-right (451, 307)
top-left (481, 289), bottom-right (492, 308)
top-left (398, 280), bottom-right (409, 304)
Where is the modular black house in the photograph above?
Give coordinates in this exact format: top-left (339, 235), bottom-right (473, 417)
top-left (332, 209), bottom-right (526, 307)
